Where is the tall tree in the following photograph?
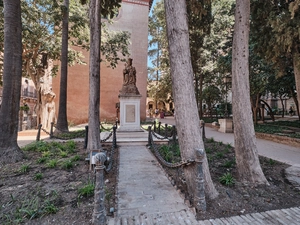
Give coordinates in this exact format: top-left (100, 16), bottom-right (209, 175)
top-left (164, 0), bottom-right (218, 200)
top-left (55, 0), bottom-right (70, 133)
top-left (0, 0), bottom-right (24, 165)
top-left (231, 0), bottom-right (268, 184)
top-left (86, 0), bottom-right (123, 151)
top-left (87, 0), bottom-right (101, 151)
top-left (251, 0), bottom-right (300, 120)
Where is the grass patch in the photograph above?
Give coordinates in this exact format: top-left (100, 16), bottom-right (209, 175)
top-left (33, 173), bottom-right (43, 180)
top-left (47, 159), bottom-right (58, 168)
top-left (78, 181), bottom-right (95, 198)
top-left (19, 164), bottom-right (30, 174)
top-left (219, 172), bottom-right (235, 186)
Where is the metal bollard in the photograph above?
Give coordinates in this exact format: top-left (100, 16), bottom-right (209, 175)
top-left (194, 148), bottom-right (206, 213)
top-left (113, 125), bottom-right (117, 148)
top-left (165, 123), bottom-right (168, 137)
top-left (92, 152), bottom-right (107, 225)
top-left (50, 122), bottom-right (54, 139)
top-left (36, 124), bottom-right (42, 141)
top-left (147, 126), bottom-right (152, 146)
top-left (158, 122), bottom-right (161, 134)
top-left (200, 120), bottom-right (206, 139)
top-left (84, 125), bottom-right (88, 149)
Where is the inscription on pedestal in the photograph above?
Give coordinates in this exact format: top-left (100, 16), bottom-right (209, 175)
top-left (126, 105), bottom-right (135, 122)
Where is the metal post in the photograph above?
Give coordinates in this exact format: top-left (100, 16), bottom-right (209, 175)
top-left (165, 123), bottom-right (168, 137)
top-left (50, 122), bottom-right (54, 139)
top-left (147, 126), bottom-right (152, 146)
top-left (158, 122), bottom-right (161, 134)
top-left (84, 125), bottom-right (88, 149)
top-left (36, 124), bottom-right (42, 141)
top-left (113, 125), bottom-right (117, 148)
top-left (92, 152), bottom-right (107, 225)
top-left (153, 120), bottom-right (156, 133)
top-left (194, 148), bottom-right (206, 213)
top-left (200, 120), bottom-right (206, 139)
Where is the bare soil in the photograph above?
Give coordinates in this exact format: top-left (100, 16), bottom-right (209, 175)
top-left (1, 139), bottom-right (300, 224)
top-left (160, 139), bottom-right (300, 220)
top-left (0, 142), bottom-right (117, 225)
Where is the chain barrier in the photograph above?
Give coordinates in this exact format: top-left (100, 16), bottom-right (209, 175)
top-left (148, 131), bottom-right (195, 168)
top-left (104, 126), bottom-right (117, 173)
top-left (100, 123), bottom-right (114, 132)
top-left (100, 131), bottom-right (113, 143)
top-left (151, 130), bottom-right (170, 140)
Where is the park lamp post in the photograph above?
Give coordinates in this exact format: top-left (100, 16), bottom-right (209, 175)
top-left (223, 75), bottom-right (232, 118)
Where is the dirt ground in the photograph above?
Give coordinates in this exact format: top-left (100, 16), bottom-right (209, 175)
top-left (0, 142), bottom-right (117, 225)
top-left (1, 139), bottom-right (300, 224)
top-left (160, 139), bottom-right (300, 220)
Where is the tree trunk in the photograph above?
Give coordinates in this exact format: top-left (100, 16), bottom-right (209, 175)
top-left (87, 0), bottom-right (101, 151)
top-left (0, 0), bottom-right (24, 165)
top-left (55, 0), bottom-right (69, 133)
top-left (292, 51), bottom-right (300, 120)
top-left (280, 96), bottom-right (285, 118)
top-left (232, 0), bottom-right (268, 184)
top-left (260, 99), bottom-right (275, 121)
top-left (164, 0), bottom-right (218, 200)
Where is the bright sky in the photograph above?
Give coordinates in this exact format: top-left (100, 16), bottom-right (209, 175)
top-left (147, 0), bottom-right (157, 69)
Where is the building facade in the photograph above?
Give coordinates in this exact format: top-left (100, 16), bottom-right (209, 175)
top-left (52, 0), bottom-right (153, 125)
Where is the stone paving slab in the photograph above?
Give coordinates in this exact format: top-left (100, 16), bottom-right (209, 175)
top-left (116, 145), bottom-right (193, 218)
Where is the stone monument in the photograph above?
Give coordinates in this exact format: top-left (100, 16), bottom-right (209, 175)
top-left (118, 58), bottom-right (142, 131)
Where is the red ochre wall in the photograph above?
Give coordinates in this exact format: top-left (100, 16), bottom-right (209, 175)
top-left (52, 1), bottom-right (150, 125)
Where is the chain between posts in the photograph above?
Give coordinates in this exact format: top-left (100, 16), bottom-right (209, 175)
top-left (148, 126), bottom-right (195, 168)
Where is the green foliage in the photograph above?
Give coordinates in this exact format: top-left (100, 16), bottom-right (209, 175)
top-left (207, 137), bottom-right (215, 143)
top-left (34, 173), bottom-right (43, 180)
top-left (219, 172), bottom-right (235, 186)
top-left (55, 130), bottom-right (85, 139)
top-left (19, 164), bottom-right (30, 174)
top-left (47, 159), bottom-right (58, 168)
top-left (223, 160), bottom-right (235, 168)
top-left (36, 156), bottom-right (48, 164)
top-left (105, 187), bottom-right (112, 202)
top-left (158, 144), bottom-right (181, 163)
top-left (60, 151), bottom-right (68, 158)
top-left (71, 155), bottom-right (81, 162)
top-left (22, 141), bottom-right (50, 152)
top-left (4, 191), bottom-right (59, 223)
top-left (62, 160), bottom-right (73, 170)
top-left (216, 152), bottom-right (224, 159)
top-left (268, 158), bottom-right (276, 166)
top-left (42, 200), bottom-right (58, 215)
top-left (78, 181), bottom-right (95, 198)
top-left (202, 85), bottom-right (222, 111)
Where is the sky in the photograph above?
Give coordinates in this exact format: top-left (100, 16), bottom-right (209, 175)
top-left (147, 0), bottom-right (157, 70)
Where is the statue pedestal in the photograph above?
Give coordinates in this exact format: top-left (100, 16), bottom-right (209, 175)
top-left (218, 118), bottom-right (233, 133)
top-left (118, 94), bottom-right (142, 132)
